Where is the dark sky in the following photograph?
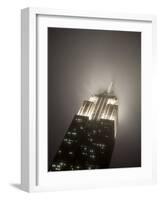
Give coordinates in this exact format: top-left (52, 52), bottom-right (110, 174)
top-left (48, 27), bottom-right (141, 169)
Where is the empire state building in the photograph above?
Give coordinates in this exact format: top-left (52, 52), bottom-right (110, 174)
top-left (50, 83), bottom-right (118, 171)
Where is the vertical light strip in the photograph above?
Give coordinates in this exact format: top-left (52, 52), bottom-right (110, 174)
top-left (97, 97), bottom-right (107, 120)
top-left (93, 97), bottom-right (102, 120)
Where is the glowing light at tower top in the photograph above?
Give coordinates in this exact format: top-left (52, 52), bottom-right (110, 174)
top-left (77, 82), bottom-right (118, 137)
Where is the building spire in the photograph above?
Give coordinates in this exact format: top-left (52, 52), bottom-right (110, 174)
top-left (108, 81), bottom-right (114, 94)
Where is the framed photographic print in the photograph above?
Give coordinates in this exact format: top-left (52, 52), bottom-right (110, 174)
top-left (21, 8), bottom-right (156, 192)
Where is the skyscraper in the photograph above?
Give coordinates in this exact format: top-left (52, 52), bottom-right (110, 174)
top-left (49, 83), bottom-right (118, 171)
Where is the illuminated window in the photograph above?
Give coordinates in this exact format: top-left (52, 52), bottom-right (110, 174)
top-left (69, 151), bottom-right (73, 155)
top-left (90, 154), bottom-right (95, 159)
top-left (59, 162), bottom-right (66, 167)
top-left (94, 143), bottom-right (106, 149)
top-left (58, 150), bottom-right (62, 154)
top-left (89, 149), bottom-right (94, 153)
top-left (100, 144), bottom-right (106, 149)
top-left (83, 146), bottom-right (87, 151)
top-left (81, 145), bottom-right (88, 151)
top-left (64, 138), bottom-right (73, 144)
top-left (76, 118), bottom-right (82, 122)
top-left (55, 164), bottom-right (61, 170)
top-left (89, 138), bottom-right (93, 142)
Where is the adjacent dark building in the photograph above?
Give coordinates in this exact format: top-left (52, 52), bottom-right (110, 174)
top-left (49, 83), bottom-right (118, 171)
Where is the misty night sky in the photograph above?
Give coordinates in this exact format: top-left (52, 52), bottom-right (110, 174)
top-left (48, 27), bottom-right (141, 169)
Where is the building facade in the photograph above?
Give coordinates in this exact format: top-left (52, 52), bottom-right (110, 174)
top-left (49, 86), bottom-right (118, 171)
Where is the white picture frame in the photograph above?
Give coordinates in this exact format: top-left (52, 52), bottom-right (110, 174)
top-left (21, 7), bottom-right (156, 192)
